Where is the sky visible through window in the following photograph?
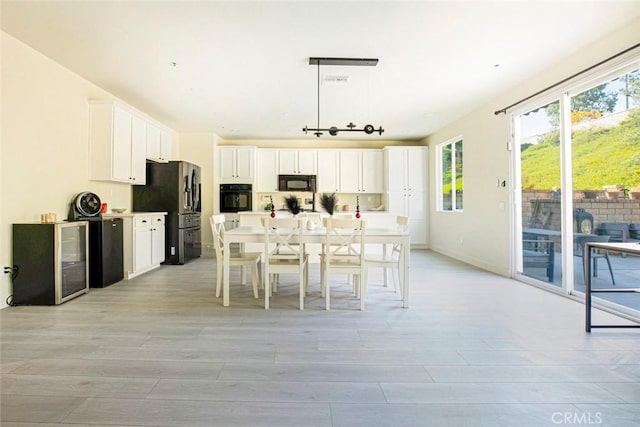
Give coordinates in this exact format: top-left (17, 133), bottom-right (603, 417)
top-left (520, 72), bottom-right (639, 138)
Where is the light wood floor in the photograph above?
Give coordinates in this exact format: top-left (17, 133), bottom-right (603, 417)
top-left (1, 250), bottom-right (639, 426)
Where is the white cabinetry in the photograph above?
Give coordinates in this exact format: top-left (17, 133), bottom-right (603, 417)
top-left (146, 123), bottom-right (173, 163)
top-left (385, 147), bottom-right (428, 246)
top-left (278, 150), bottom-right (317, 175)
top-left (219, 146), bottom-right (255, 183)
top-left (89, 101), bottom-right (147, 185)
top-left (110, 213), bottom-right (166, 279)
top-left (255, 149), bottom-right (279, 192)
top-left (317, 150), bottom-right (340, 192)
top-left (338, 149), bottom-right (384, 193)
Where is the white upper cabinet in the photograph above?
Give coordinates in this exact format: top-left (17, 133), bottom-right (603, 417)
top-left (219, 146), bottom-right (255, 183)
top-left (339, 151), bottom-right (360, 193)
top-left (361, 150), bottom-right (384, 193)
top-left (89, 101), bottom-right (147, 185)
top-left (316, 150), bottom-right (339, 192)
top-left (386, 147), bottom-right (426, 192)
top-left (159, 130), bottom-right (173, 162)
top-left (146, 123), bottom-right (173, 163)
top-left (130, 114), bottom-right (147, 183)
top-left (256, 149), bottom-right (279, 192)
top-left (338, 149), bottom-right (384, 193)
top-left (278, 150), bottom-right (317, 175)
top-left (384, 146), bottom-right (428, 246)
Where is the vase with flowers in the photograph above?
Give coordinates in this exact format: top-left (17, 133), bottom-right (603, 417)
top-left (319, 193), bottom-right (338, 216)
top-left (283, 194), bottom-right (302, 215)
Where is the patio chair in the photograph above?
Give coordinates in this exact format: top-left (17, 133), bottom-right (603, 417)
top-left (574, 234), bottom-right (615, 285)
top-left (522, 239), bottom-right (555, 282)
top-left (597, 222), bottom-right (632, 243)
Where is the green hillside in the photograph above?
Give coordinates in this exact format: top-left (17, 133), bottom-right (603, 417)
top-left (521, 108), bottom-right (640, 190)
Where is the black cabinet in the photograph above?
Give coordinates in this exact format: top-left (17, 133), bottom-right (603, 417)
top-left (12, 222), bottom-right (89, 305)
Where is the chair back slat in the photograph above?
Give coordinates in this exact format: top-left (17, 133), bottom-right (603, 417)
top-left (323, 217), bottom-right (366, 264)
top-left (262, 217), bottom-right (304, 261)
top-left (210, 214), bottom-right (227, 259)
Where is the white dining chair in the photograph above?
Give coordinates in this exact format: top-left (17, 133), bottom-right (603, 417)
top-left (210, 215), bottom-right (262, 300)
top-left (261, 217), bottom-right (309, 310)
top-left (320, 217), bottom-right (366, 310)
top-left (364, 216), bottom-right (409, 296)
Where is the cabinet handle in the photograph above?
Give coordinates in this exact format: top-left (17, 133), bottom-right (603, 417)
top-left (141, 220), bottom-right (147, 223)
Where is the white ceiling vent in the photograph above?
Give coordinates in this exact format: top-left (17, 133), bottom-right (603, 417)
top-left (322, 74), bottom-right (349, 85)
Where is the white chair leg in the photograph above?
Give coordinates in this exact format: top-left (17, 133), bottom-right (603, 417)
top-left (251, 264), bottom-right (259, 299)
top-left (299, 268), bottom-right (304, 310)
top-left (257, 261), bottom-right (263, 290)
top-left (324, 272), bottom-right (330, 310)
top-left (216, 261), bottom-right (223, 298)
top-left (359, 273), bottom-right (365, 311)
top-left (390, 266), bottom-right (399, 293)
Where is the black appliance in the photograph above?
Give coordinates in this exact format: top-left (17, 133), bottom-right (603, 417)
top-left (67, 192), bottom-right (124, 288)
top-left (278, 175), bottom-right (316, 192)
top-left (87, 218), bottom-right (124, 287)
top-left (132, 161), bottom-right (202, 264)
top-left (12, 222), bottom-right (89, 305)
top-left (220, 183), bottom-right (253, 212)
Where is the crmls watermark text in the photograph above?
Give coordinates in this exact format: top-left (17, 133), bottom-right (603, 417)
top-left (552, 412), bottom-right (603, 425)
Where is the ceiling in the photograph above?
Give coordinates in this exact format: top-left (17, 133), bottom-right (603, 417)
top-left (2, 1), bottom-right (639, 141)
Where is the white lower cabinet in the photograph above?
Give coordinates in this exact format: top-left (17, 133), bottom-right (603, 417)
top-left (107, 213), bottom-right (166, 279)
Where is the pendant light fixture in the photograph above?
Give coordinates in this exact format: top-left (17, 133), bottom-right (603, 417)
top-left (302, 57), bottom-right (384, 137)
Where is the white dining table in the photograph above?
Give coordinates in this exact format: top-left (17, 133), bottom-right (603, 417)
top-left (222, 225), bottom-right (411, 309)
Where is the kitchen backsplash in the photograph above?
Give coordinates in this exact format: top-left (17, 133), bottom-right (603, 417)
top-left (256, 192), bottom-right (383, 213)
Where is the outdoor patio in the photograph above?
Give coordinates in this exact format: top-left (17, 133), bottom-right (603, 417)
top-left (524, 250), bottom-right (640, 312)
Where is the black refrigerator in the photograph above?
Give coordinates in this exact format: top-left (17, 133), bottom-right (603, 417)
top-left (132, 161), bottom-right (202, 264)
top-left (88, 218), bottom-right (124, 288)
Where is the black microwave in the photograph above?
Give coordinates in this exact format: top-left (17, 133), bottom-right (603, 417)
top-left (278, 175), bottom-right (316, 192)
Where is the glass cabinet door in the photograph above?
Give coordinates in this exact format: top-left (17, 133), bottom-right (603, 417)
top-left (58, 222), bottom-right (88, 302)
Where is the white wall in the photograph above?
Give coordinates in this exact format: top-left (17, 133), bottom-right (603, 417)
top-left (0, 32), bottom-right (176, 308)
top-left (424, 19), bottom-right (640, 277)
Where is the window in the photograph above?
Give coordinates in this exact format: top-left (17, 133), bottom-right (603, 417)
top-left (437, 137), bottom-right (463, 211)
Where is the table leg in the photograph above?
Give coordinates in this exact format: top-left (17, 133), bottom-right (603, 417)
top-left (223, 241), bottom-right (230, 307)
top-left (402, 235), bottom-right (410, 308)
top-left (585, 243), bottom-right (592, 332)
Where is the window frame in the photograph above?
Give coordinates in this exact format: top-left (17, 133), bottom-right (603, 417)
top-left (436, 135), bottom-right (463, 212)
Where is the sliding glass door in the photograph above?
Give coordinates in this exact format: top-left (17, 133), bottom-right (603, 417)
top-left (516, 100), bottom-right (563, 288)
top-left (513, 59), bottom-right (640, 317)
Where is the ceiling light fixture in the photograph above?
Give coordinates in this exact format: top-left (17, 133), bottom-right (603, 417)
top-left (303, 57), bottom-right (384, 138)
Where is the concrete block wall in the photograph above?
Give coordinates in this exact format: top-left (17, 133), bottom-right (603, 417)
top-left (522, 191), bottom-right (640, 231)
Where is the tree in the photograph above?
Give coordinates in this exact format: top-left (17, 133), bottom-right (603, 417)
top-left (546, 84), bottom-right (618, 126)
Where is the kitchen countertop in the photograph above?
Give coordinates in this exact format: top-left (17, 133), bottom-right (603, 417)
top-left (238, 210), bottom-right (390, 215)
top-left (102, 211), bottom-right (167, 217)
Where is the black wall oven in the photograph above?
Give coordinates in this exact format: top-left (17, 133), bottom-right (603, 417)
top-left (220, 184), bottom-right (252, 212)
